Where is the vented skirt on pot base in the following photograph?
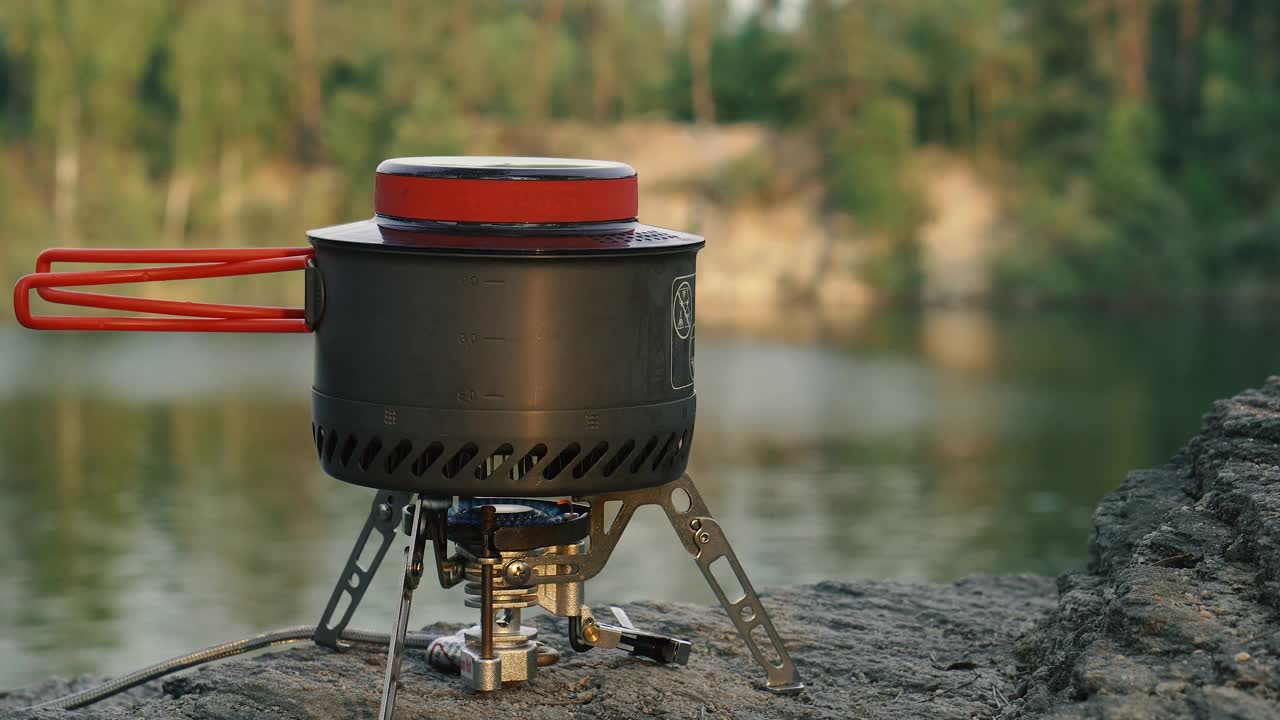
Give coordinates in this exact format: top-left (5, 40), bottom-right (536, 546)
top-left (311, 392), bottom-right (694, 496)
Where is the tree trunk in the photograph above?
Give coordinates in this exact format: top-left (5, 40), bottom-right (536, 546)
top-left (688, 0), bottom-right (716, 124)
top-left (290, 0), bottom-right (322, 165)
top-left (1085, 0), bottom-right (1115, 84)
top-left (807, 212), bottom-right (843, 299)
top-left (53, 97), bottom-right (80, 247)
top-left (1174, 0), bottom-right (1201, 128)
top-left (1114, 0), bottom-right (1150, 100)
top-left (219, 142), bottom-right (242, 247)
top-left (590, 3), bottom-right (617, 122)
top-left (448, 1), bottom-right (475, 113)
top-left (161, 170), bottom-right (193, 247)
top-left (1178, 0), bottom-right (1201, 41)
top-left (219, 73), bottom-right (244, 248)
top-left (1257, 5), bottom-right (1277, 86)
top-left (527, 0), bottom-right (565, 122)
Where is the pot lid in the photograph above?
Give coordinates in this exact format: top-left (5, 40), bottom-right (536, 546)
top-left (374, 156), bottom-right (638, 224)
top-left (309, 156), bottom-right (702, 255)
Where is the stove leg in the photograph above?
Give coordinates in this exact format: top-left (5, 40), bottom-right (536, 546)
top-left (378, 495), bottom-right (429, 720)
top-left (314, 490), bottom-right (412, 649)
top-left (563, 475), bottom-right (804, 693)
top-left (659, 475), bottom-right (805, 694)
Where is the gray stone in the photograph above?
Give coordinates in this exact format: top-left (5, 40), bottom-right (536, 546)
top-left (1022, 377), bottom-right (1280, 719)
top-left (0, 578), bottom-right (1056, 720)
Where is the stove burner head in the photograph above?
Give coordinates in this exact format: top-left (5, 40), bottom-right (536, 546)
top-left (445, 497), bottom-right (590, 551)
top-left (307, 156), bottom-right (702, 497)
top-left (449, 498), bottom-right (570, 526)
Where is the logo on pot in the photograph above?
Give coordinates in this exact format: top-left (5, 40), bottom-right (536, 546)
top-left (670, 274), bottom-right (695, 390)
top-left (673, 280), bottom-right (693, 339)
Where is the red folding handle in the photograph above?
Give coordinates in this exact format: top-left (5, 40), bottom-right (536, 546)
top-left (14, 247), bottom-right (315, 332)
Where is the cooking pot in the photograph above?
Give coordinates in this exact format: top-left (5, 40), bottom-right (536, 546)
top-left (14, 156), bottom-right (703, 497)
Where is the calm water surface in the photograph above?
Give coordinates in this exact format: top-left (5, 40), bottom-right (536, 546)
top-left (2, 306), bottom-right (1277, 688)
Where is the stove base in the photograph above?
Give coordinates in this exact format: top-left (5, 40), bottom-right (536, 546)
top-left (314, 474), bottom-right (804, 719)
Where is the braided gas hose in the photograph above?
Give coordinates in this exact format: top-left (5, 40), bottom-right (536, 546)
top-left (25, 625), bottom-right (437, 712)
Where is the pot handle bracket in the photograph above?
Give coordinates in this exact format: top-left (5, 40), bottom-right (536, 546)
top-left (13, 247), bottom-right (316, 333)
top-left (303, 257), bottom-right (324, 331)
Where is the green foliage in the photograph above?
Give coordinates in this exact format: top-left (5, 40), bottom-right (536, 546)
top-left (992, 1), bottom-right (1280, 301)
top-left (169, 4), bottom-right (262, 147)
top-left (0, 0), bottom-right (1277, 302)
top-left (322, 85), bottom-right (389, 216)
top-left (1181, 29), bottom-right (1280, 287)
top-left (699, 148), bottom-right (778, 205)
top-left (824, 98), bottom-right (922, 239)
top-left (1091, 104), bottom-right (1198, 290)
top-left (1002, 102), bottom-right (1199, 298)
top-left (664, 13), bottom-right (801, 126)
top-left (389, 82), bottom-right (466, 161)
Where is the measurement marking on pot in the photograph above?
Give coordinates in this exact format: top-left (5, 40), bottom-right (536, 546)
top-left (483, 393), bottom-right (504, 400)
top-left (483, 336), bottom-right (505, 342)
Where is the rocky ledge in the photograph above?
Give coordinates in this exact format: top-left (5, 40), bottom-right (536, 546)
top-left (5, 380), bottom-right (1280, 719)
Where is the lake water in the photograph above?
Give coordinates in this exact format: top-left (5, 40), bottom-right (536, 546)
top-left (2, 306), bottom-right (1277, 689)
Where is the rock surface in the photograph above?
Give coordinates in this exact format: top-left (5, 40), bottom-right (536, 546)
top-left (1020, 378), bottom-right (1280, 718)
top-left (5, 380), bottom-right (1280, 719)
top-left (1, 577), bottom-right (1054, 720)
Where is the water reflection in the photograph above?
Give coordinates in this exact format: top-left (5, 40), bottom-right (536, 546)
top-left (2, 306), bottom-right (1278, 688)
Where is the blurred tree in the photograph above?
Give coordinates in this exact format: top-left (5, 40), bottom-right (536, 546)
top-left (0, 0), bottom-right (1274, 303)
top-left (586, 0), bottom-right (618, 123)
top-left (1114, 0), bottom-right (1152, 101)
top-left (786, 0), bottom-right (929, 295)
top-left (686, 0), bottom-right (723, 124)
top-left (290, 0), bottom-right (323, 166)
top-left (0, 1), bottom-right (167, 252)
top-left (528, 0), bottom-right (565, 123)
top-left (29, 3), bottom-right (81, 249)
top-left (167, 0), bottom-right (291, 246)
top-left (705, 5), bottom-right (802, 126)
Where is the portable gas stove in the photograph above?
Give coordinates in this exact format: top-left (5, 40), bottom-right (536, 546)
top-left (14, 156), bottom-right (804, 718)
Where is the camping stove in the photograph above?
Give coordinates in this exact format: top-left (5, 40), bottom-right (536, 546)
top-left (14, 156), bottom-right (804, 718)
top-left (326, 476), bottom-right (801, 712)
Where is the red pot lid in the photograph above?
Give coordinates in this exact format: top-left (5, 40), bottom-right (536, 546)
top-left (374, 156), bottom-right (638, 224)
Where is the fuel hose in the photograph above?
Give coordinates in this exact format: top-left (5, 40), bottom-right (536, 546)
top-left (24, 626), bottom-right (437, 712)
